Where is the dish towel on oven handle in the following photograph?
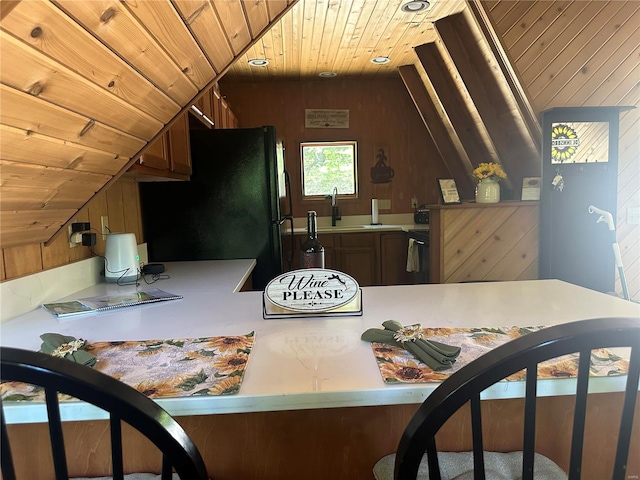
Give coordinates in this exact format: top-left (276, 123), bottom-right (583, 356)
top-left (406, 238), bottom-right (420, 272)
top-left (361, 320), bottom-right (461, 371)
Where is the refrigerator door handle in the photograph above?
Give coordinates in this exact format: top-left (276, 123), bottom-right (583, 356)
top-left (282, 169), bottom-right (293, 219)
top-left (282, 216), bottom-right (295, 269)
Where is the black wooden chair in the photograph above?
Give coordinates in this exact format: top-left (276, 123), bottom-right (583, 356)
top-left (374, 317), bottom-right (640, 480)
top-left (0, 346), bottom-right (208, 480)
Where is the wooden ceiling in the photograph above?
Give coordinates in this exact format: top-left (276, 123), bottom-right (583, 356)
top-left (224, 0), bottom-right (466, 82)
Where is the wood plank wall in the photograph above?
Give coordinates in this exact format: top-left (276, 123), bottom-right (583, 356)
top-left (0, 177), bottom-right (143, 281)
top-left (429, 203), bottom-right (539, 283)
top-left (221, 77), bottom-right (452, 219)
top-left (485, 0), bottom-right (640, 301)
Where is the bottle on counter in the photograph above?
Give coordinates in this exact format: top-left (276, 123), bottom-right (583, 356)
top-left (300, 210), bottom-right (325, 268)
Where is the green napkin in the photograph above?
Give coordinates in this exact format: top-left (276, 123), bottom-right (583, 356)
top-left (361, 320), bottom-right (461, 371)
top-left (39, 333), bottom-right (97, 368)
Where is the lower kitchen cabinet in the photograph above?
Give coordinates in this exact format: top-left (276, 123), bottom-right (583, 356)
top-left (286, 231), bottom-right (409, 287)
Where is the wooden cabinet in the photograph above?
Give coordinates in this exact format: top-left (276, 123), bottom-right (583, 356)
top-left (128, 113), bottom-right (191, 181)
top-left (380, 232), bottom-right (412, 285)
top-left (287, 231), bottom-right (412, 287)
top-left (428, 202), bottom-right (539, 283)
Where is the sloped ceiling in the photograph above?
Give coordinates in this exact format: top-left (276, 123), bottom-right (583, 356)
top-left (0, 0), bottom-right (297, 249)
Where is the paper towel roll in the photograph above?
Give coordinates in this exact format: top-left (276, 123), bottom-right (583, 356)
top-left (371, 198), bottom-right (379, 224)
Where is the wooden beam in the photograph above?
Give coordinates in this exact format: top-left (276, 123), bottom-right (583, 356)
top-left (436, 12), bottom-right (541, 192)
top-left (398, 64), bottom-right (475, 199)
top-left (414, 42), bottom-right (496, 170)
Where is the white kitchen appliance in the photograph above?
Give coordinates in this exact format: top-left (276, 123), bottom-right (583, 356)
top-left (104, 233), bottom-right (139, 283)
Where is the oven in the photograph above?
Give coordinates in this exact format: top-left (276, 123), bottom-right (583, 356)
top-left (408, 229), bottom-right (430, 284)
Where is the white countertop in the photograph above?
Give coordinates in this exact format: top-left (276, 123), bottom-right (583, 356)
top-left (285, 213), bottom-right (429, 234)
top-left (2, 259), bottom-right (639, 424)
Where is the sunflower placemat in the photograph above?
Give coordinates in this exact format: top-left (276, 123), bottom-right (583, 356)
top-left (371, 326), bottom-right (629, 384)
top-left (1, 332), bottom-right (255, 402)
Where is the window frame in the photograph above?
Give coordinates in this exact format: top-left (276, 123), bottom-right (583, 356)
top-left (299, 140), bottom-right (359, 201)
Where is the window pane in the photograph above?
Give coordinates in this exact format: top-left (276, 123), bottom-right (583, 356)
top-left (301, 142), bottom-right (357, 196)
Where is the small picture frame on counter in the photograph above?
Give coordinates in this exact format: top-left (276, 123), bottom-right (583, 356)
top-left (521, 177), bottom-right (541, 201)
top-left (438, 178), bottom-right (461, 204)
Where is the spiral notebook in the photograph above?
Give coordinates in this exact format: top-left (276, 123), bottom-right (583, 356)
top-left (42, 289), bottom-right (182, 318)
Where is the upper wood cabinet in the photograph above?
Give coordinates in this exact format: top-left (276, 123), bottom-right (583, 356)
top-left (127, 113), bottom-right (191, 181)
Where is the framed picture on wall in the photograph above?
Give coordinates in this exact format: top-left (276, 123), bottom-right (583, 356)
top-left (438, 178), bottom-right (461, 204)
top-left (521, 177), bottom-right (542, 201)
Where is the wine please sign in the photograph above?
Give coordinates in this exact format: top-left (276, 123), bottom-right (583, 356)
top-left (265, 268), bottom-right (360, 313)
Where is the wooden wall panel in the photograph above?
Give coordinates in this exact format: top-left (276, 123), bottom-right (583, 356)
top-left (485, 0), bottom-right (640, 300)
top-left (221, 77), bottom-right (452, 218)
top-left (428, 203), bottom-right (539, 284)
top-left (0, 177), bottom-right (143, 280)
top-left (5, 392), bottom-right (637, 480)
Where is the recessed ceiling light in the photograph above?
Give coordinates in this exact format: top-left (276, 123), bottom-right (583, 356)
top-left (370, 56), bottom-right (391, 65)
top-left (248, 58), bottom-right (269, 67)
top-left (400, 0), bottom-right (430, 13)
top-left (318, 71), bottom-right (337, 78)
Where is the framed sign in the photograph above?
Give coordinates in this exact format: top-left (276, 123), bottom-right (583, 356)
top-left (305, 109), bottom-right (350, 128)
top-left (438, 178), bottom-right (461, 204)
top-left (521, 177), bottom-right (541, 201)
top-left (263, 268), bottom-right (362, 319)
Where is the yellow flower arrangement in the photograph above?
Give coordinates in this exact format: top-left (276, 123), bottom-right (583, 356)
top-left (472, 162), bottom-right (507, 181)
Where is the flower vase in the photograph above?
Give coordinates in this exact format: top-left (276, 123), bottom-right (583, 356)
top-left (476, 177), bottom-right (500, 203)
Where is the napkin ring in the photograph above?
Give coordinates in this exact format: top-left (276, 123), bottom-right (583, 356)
top-left (393, 324), bottom-right (424, 343)
top-left (51, 339), bottom-right (86, 358)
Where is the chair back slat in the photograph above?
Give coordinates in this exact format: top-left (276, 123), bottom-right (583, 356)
top-left (393, 317), bottom-right (640, 480)
top-left (0, 406), bottom-right (17, 480)
top-left (470, 395), bottom-right (485, 480)
top-left (0, 347), bottom-right (208, 480)
top-left (110, 413), bottom-right (124, 480)
top-left (522, 364), bottom-right (538, 480)
top-left (614, 345), bottom-right (640, 479)
top-left (44, 387), bottom-right (69, 480)
top-left (568, 349), bottom-right (593, 479)
top-left (162, 454), bottom-right (173, 480)
top-left (425, 438), bottom-right (441, 480)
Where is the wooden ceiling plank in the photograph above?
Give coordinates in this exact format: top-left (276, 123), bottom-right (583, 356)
top-left (492, 0), bottom-right (537, 43)
top-left (315, 0), bottom-right (353, 75)
top-left (242, 0), bottom-right (270, 38)
top-left (483, 0), bottom-right (519, 26)
top-left (1, 124), bottom-right (127, 176)
top-left (398, 64), bottom-right (475, 198)
top-left (506, 1), bottom-right (573, 62)
top-left (518, 0), bottom-right (599, 82)
top-left (0, 160), bottom-right (110, 192)
top-left (299, 0), bottom-right (322, 78)
top-left (173, 0), bottom-right (234, 73)
top-left (1, 186), bottom-right (97, 211)
top-left (537, 3), bottom-right (639, 109)
top-left (529, 1), bottom-right (625, 103)
top-left (54, 0), bottom-right (197, 106)
top-left (267, 1), bottom-right (289, 22)
top-left (122, 0), bottom-right (215, 90)
top-left (266, 13), bottom-right (285, 77)
top-left (1, 0), bottom-right (180, 124)
top-left (0, 84), bottom-right (145, 158)
top-left (1, 209), bottom-right (78, 249)
top-left (0, 31), bottom-right (163, 141)
top-left (283, 1), bottom-right (302, 78)
top-left (213, 0), bottom-right (252, 56)
top-left (414, 42), bottom-right (496, 169)
top-left (436, 13), bottom-right (539, 184)
top-left (331, 0), bottom-right (378, 76)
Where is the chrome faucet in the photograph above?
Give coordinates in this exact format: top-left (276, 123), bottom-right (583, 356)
top-left (327, 187), bottom-right (341, 226)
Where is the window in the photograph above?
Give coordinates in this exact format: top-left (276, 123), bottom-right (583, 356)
top-left (301, 141), bottom-right (357, 198)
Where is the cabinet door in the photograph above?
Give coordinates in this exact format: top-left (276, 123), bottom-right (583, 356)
top-left (139, 135), bottom-right (169, 170)
top-left (380, 233), bottom-right (411, 285)
top-left (168, 113), bottom-right (192, 175)
top-left (336, 233), bottom-right (379, 286)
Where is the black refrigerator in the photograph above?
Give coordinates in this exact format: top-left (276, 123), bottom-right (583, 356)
top-left (139, 126), bottom-right (293, 290)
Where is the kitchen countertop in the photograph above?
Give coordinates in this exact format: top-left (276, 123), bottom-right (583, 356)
top-left (2, 259), bottom-right (638, 424)
top-left (284, 213), bottom-right (429, 234)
